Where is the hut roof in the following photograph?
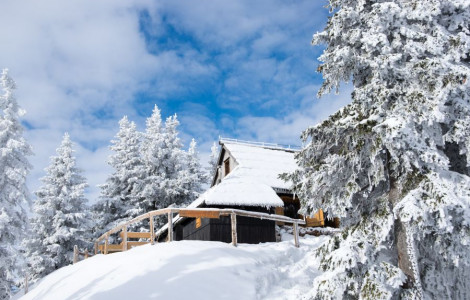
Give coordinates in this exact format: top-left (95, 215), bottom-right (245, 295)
top-left (198, 140), bottom-right (299, 208)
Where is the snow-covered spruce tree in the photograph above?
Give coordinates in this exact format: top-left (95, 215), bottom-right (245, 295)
top-left (180, 139), bottom-right (208, 204)
top-left (25, 133), bottom-right (89, 280)
top-left (159, 114), bottom-right (194, 207)
top-left (94, 116), bottom-right (145, 236)
top-left (285, 1), bottom-right (470, 299)
top-left (140, 106), bottom-right (202, 226)
top-left (139, 105), bottom-right (166, 217)
top-left (207, 141), bottom-right (219, 183)
top-left (0, 69), bottom-right (32, 299)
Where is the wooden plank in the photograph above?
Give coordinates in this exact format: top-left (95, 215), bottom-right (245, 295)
top-left (275, 207), bottom-right (285, 226)
top-left (107, 244), bottom-right (123, 252)
top-left (150, 216), bottom-right (155, 245)
top-left (84, 249), bottom-right (89, 259)
top-left (104, 234), bottom-right (109, 255)
top-left (119, 231), bottom-right (151, 239)
top-left (231, 213), bottom-right (237, 247)
top-left (228, 209), bottom-right (305, 224)
top-left (73, 245), bottom-right (79, 264)
top-left (127, 241), bottom-right (150, 248)
top-left (122, 227), bottom-right (128, 251)
top-left (168, 212), bottom-right (173, 242)
top-left (179, 210), bottom-right (220, 219)
top-left (94, 242), bottom-right (98, 255)
top-left (119, 232), bottom-right (151, 239)
top-left (96, 208), bottom-right (173, 241)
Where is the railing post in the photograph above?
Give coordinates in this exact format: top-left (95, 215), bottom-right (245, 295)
top-left (73, 245), bottom-right (79, 264)
top-left (84, 248), bottom-right (89, 259)
top-left (293, 222), bottom-right (299, 248)
top-left (231, 213), bottom-right (237, 247)
top-left (104, 233), bottom-right (109, 254)
top-left (122, 226), bottom-right (128, 251)
top-left (168, 211), bottom-right (173, 242)
top-left (150, 216), bottom-right (155, 245)
top-left (94, 242), bottom-right (98, 255)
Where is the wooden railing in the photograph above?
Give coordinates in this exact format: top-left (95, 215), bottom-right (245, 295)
top-left (73, 245), bottom-right (90, 264)
top-left (94, 207), bottom-right (306, 254)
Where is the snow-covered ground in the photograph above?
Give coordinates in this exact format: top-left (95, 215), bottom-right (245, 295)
top-left (15, 231), bottom-right (331, 300)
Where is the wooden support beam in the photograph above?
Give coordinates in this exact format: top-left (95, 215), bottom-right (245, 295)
top-left (127, 241), bottom-right (150, 248)
top-left (231, 213), bottom-right (237, 247)
top-left (84, 249), bottom-right (89, 259)
top-left (106, 244), bottom-right (124, 252)
top-left (179, 209), bottom-right (220, 219)
top-left (168, 212), bottom-right (173, 242)
top-left (120, 232), bottom-right (151, 239)
top-left (73, 245), bottom-right (79, 264)
top-left (293, 223), bottom-right (299, 248)
top-left (150, 216), bottom-right (155, 245)
top-left (94, 242), bottom-right (98, 255)
top-left (104, 234), bottom-right (109, 255)
top-left (122, 226), bottom-right (128, 251)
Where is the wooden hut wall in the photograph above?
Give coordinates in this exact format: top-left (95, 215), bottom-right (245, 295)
top-left (181, 211), bottom-right (276, 244)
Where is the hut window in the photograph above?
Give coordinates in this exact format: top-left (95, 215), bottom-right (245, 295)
top-left (224, 158), bottom-right (230, 176)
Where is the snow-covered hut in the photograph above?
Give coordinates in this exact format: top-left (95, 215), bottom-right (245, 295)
top-left (161, 138), bottom-right (325, 244)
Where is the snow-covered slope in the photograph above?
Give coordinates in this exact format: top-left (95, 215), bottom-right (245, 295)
top-left (16, 233), bottom-right (330, 300)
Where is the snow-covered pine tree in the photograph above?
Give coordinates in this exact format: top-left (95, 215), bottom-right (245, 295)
top-left (140, 105), bottom-right (166, 215)
top-left (285, 1), bottom-right (470, 299)
top-left (159, 114), bottom-right (190, 207)
top-left (140, 106), bottom-right (204, 227)
top-left (94, 116), bottom-right (145, 236)
top-left (25, 133), bottom-right (89, 280)
top-left (0, 69), bottom-right (32, 299)
top-left (207, 142), bottom-right (219, 183)
top-left (180, 139), bottom-right (207, 204)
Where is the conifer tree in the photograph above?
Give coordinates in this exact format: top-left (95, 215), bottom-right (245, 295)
top-left (140, 105), bottom-right (166, 213)
top-left (159, 114), bottom-right (187, 207)
top-left (286, 1), bottom-right (470, 299)
top-left (180, 139), bottom-right (207, 204)
top-left (94, 116), bottom-right (145, 235)
top-left (207, 142), bottom-right (219, 183)
top-left (25, 133), bottom-right (89, 280)
top-left (0, 69), bottom-right (32, 299)
top-left (139, 106), bottom-right (205, 226)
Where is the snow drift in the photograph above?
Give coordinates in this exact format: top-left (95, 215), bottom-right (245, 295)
top-left (16, 233), bottom-right (330, 300)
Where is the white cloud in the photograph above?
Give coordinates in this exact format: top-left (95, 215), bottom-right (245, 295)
top-left (234, 85), bottom-right (353, 146)
top-left (1, 0), bottom-right (337, 206)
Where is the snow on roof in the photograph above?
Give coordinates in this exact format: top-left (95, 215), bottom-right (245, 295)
top-left (223, 142), bottom-right (298, 190)
top-left (190, 141), bottom-right (299, 208)
top-left (203, 176), bottom-right (283, 207)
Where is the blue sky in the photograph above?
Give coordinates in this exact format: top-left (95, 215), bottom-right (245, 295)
top-left (0, 0), bottom-right (351, 201)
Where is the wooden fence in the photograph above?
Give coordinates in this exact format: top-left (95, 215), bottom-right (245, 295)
top-left (95, 207), bottom-right (306, 255)
top-left (73, 245), bottom-right (90, 264)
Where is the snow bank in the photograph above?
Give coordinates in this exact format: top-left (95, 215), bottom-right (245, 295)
top-left (16, 234), bottom-right (330, 300)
